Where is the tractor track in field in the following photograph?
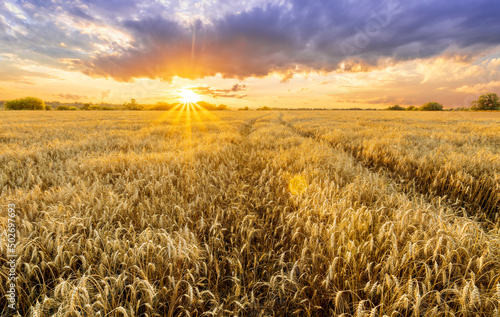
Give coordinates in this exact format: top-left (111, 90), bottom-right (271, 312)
top-left (278, 113), bottom-right (500, 227)
top-left (206, 113), bottom-right (338, 315)
top-left (238, 114), bottom-right (271, 137)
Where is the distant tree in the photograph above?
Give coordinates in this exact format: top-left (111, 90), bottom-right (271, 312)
top-left (406, 105), bottom-right (416, 111)
top-left (419, 102), bottom-right (443, 111)
top-left (471, 93), bottom-right (500, 111)
top-left (56, 105), bottom-right (70, 110)
top-left (217, 104), bottom-right (229, 110)
top-left (257, 106), bottom-right (273, 111)
top-left (124, 99), bottom-right (143, 110)
top-left (82, 103), bottom-right (91, 110)
top-left (89, 105), bottom-right (102, 110)
top-left (238, 106), bottom-right (249, 111)
top-left (69, 106), bottom-right (78, 110)
top-left (387, 104), bottom-right (405, 110)
top-left (5, 97), bottom-right (46, 110)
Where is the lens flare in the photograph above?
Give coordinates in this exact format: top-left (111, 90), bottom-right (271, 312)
top-left (289, 175), bottom-right (307, 195)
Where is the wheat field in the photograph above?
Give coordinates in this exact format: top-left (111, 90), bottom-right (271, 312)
top-left (1, 110), bottom-right (500, 316)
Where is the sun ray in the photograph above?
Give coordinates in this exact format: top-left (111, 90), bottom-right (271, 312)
top-left (145, 86), bottom-right (236, 145)
top-left (150, 102), bottom-right (184, 126)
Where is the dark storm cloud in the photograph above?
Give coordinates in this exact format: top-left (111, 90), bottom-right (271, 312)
top-left (81, 5), bottom-right (304, 81)
top-left (81, 0), bottom-right (500, 81)
top-left (2, 0), bottom-right (500, 82)
top-left (67, 7), bottom-right (96, 22)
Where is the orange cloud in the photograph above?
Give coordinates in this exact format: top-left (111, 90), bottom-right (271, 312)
top-left (190, 84), bottom-right (248, 99)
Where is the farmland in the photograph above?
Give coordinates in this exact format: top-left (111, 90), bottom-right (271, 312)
top-left (1, 110), bottom-right (500, 316)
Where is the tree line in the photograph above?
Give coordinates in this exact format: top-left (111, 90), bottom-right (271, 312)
top-left (2, 98), bottom-right (230, 111)
top-left (386, 93), bottom-right (500, 111)
top-left (3, 93), bottom-right (499, 111)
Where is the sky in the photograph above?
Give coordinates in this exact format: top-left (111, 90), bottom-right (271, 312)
top-left (1, 0), bottom-right (500, 109)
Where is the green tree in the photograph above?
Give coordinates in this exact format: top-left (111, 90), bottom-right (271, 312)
top-left (56, 105), bottom-right (70, 110)
top-left (387, 105), bottom-right (405, 110)
top-left (471, 93), bottom-right (500, 111)
top-left (407, 105), bottom-right (416, 111)
top-left (419, 102), bottom-right (443, 111)
top-left (124, 99), bottom-right (142, 110)
top-left (5, 97), bottom-right (46, 110)
top-left (257, 106), bottom-right (272, 111)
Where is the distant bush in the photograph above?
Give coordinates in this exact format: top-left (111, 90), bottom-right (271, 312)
top-left (56, 105), bottom-right (70, 110)
top-left (471, 93), bottom-right (500, 111)
top-left (69, 106), bottom-right (78, 111)
top-left (5, 97), bottom-right (46, 110)
top-left (89, 105), bottom-right (102, 110)
top-left (124, 99), bottom-right (143, 110)
top-left (387, 105), bottom-right (405, 111)
top-left (195, 101), bottom-right (229, 110)
top-left (419, 102), bottom-right (443, 111)
top-left (239, 106), bottom-right (250, 111)
top-left (257, 106), bottom-right (273, 111)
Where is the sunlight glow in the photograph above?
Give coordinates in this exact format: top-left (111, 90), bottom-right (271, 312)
top-left (146, 88), bottom-right (234, 150)
top-left (179, 88), bottom-right (200, 104)
top-left (289, 175), bottom-right (308, 195)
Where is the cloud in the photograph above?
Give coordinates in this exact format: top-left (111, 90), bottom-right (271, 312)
top-left (280, 71), bottom-right (295, 83)
top-left (53, 93), bottom-right (84, 101)
top-left (321, 54), bottom-right (500, 108)
top-left (190, 84), bottom-right (248, 99)
top-left (0, 0), bottom-right (132, 73)
top-left (67, 6), bottom-right (96, 22)
top-left (0, 61), bottom-right (57, 84)
top-left (2, 0), bottom-right (500, 83)
top-left (455, 81), bottom-right (500, 94)
top-left (77, 0), bottom-right (500, 82)
top-left (100, 89), bottom-right (111, 100)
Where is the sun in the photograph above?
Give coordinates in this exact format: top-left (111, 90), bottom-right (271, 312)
top-left (179, 88), bottom-right (200, 104)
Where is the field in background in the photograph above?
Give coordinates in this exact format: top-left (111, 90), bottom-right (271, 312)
top-left (1, 110), bottom-right (500, 316)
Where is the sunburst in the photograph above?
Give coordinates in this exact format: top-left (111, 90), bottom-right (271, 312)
top-left (179, 88), bottom-right (200, 104)
top-left (146, 87), bottom-right (233, 146)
